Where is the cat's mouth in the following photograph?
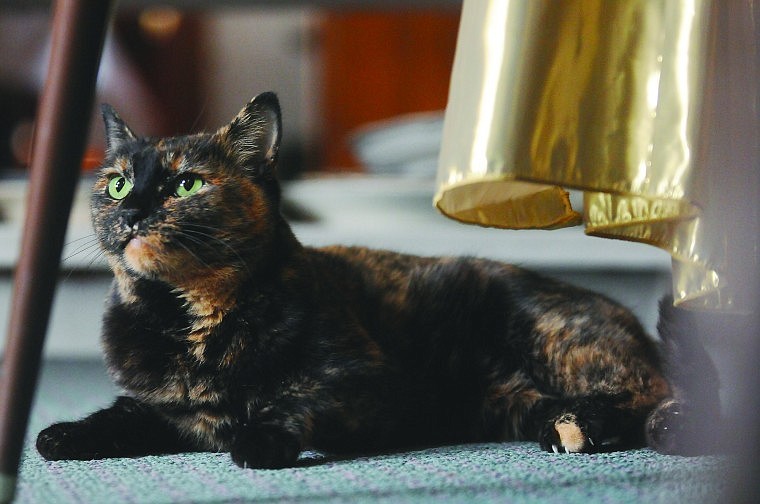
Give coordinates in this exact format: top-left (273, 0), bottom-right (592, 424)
top-left (122, 232), bottom-right (202, 282)
top-left (123, 234), bottom-right (163, 275)
top-left (125, 235), bottom-right (147, 254)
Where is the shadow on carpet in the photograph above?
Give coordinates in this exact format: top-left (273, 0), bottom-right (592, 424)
top-left (17, 360), bottom-right (729, 503)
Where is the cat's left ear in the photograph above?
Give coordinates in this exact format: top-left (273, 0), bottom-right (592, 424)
top-left (217, 92), bottom-right (282, 173)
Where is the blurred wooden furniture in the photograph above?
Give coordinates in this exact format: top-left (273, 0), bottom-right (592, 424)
top-left (0, 1), bottom-right (113, 501)
top-left (320, 11), bottom-right (459, 169)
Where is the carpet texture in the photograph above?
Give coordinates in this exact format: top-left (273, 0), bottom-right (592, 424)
top-left (15, 360), bottom-right (728, 503)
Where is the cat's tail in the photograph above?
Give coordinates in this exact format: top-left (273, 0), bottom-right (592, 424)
top-left (645, 296), bottom-right (722, 456)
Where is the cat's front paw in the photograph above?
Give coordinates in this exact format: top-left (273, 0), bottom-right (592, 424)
top-left (539, 413), bottom-right (597, 454)
top-left (37, 422), bottom-right (101, 461)
top-left (231, 424), bottom-right (301, 469)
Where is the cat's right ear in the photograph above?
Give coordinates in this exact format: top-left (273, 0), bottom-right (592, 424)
top-left (217, 92), bottom-right (282, 175)
top-left (101, 104), bottom-right (137, 154)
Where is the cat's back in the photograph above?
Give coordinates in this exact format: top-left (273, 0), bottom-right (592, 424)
top-left (307, 244), bottom-right (548, 303)
top-left (303, 245), bottom-right (539, 336)
top-left (309, 245), bottom-right (438, 292)
top-left (302, 244), bottom-right (651, 352)
top-left (307, 245), bottom-right (520, 297)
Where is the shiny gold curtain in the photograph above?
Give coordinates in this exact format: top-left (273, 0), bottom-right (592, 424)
top-left (435, 0), bottom-right (760, 311)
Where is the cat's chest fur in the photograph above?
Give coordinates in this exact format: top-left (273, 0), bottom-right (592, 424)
top-left (103, 276), bottom-right (250, 407)
top-left (102, 258), bottom-right (319, 404)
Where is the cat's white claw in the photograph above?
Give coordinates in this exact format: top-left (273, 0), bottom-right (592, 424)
top-left (552, 444), bottom-right (559, 454)
top-left (564, 447), bottom-right (570, 454)
top-left (588, 437), bottom-right (595, 446)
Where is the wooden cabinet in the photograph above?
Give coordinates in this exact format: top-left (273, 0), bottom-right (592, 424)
top-left (318, 10), bottom-right (460, 170)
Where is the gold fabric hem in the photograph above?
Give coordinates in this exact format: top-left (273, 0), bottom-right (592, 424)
top-left (435, 175), bottom-right (730, 311)
top-left (434, 176), bottom-right (581, 230)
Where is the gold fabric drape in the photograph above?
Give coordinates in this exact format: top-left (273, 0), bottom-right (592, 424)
top-left (435, 0), bottom-right (759, 311)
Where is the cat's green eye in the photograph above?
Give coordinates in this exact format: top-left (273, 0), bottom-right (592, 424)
top-left (175, 175), bottom-right (204, 197)
top-left (107, 175), bottom-right (133, 200)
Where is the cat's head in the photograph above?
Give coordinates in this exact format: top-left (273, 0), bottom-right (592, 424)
top-left (91, 92), bottom-right (285, 286)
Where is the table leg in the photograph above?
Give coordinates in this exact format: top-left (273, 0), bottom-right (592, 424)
top-left (0, 1), bottom-right (112, 501)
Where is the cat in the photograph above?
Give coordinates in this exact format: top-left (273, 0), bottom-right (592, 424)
top-left (36, 92), bottom-right (712, 469)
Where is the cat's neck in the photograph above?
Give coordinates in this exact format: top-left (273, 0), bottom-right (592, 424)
top-left (109, 219), bottom-right (307, 363)
top-left (174, 266), bottom-right (241, 318)
top-left (112, 216), bottom-right (303, 315)
top-left (111, 261), bottom-right (239, 313)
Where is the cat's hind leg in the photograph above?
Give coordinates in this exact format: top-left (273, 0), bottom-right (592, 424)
top-left (37, 396), bottom-right (196, 461)
top-left (645, 297), bottom-right (722, 455)
top-left (645, 397), bottom-right (721, 455)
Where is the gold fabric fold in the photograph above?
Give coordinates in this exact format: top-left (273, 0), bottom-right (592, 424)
top-left (435, 0), bottom-right (757, 311)
top-left (435, 178), bottom-right (581, 229)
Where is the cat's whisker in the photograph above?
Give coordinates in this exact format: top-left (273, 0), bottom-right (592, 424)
top-left (174, 230), bottom-right (218, 253)
top-left (62, 232), bottom-right (99, 251)
top-left (64, 233), bottom-right (100, 247)
top-left (177, 232), bottom-right (252, 279)
top-left (188, 96), bottom-right (210, 133)
top-left (177, 223), bottom-right (241, 240)
top-left (62, 237), bottom-right (102, 263)
top-left (178, 223), bottom-right (231, 241)
top-left (77, 246), bottom-right (104, 266)
top-left (60, 253), bottom-right (105, 284)
top-left (180, 230), bottom-right (239, 256)
top-left (83, 249), bottom-right (107, 271)
top-left (177, 222), bottom-right (221, 231)
top-left (177, 226), bottom-right (252, 276)
top-left (59, 235), bottom-right (104, 283)
top-left (172, 238), bottom-right (215, 272)
top-left (59, 250), bottom-right (107, 284)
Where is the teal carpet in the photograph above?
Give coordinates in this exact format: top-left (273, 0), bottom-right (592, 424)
top-left (16, 361), bottom-right (729, 503)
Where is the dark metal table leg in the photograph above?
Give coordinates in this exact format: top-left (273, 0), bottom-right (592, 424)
top-left (0, 1), bottom-right (112, 501)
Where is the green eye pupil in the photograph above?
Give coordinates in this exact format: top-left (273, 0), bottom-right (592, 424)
top-left (176, 175), bottom-right (203, 197)
top-left (107, 175), bottom-right (133, 200)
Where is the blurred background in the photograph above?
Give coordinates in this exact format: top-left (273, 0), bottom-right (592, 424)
top-left (0, 4), bottom-right (461, 178)
top-left (0, 3), bottom-right (672, 370)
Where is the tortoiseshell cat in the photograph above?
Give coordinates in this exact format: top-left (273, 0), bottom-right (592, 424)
top-left (37, 93), bottom-right (710, 468)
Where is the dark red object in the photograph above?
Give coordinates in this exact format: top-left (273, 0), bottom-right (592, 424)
top-left (0, 0), bottom-right (112, 500)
